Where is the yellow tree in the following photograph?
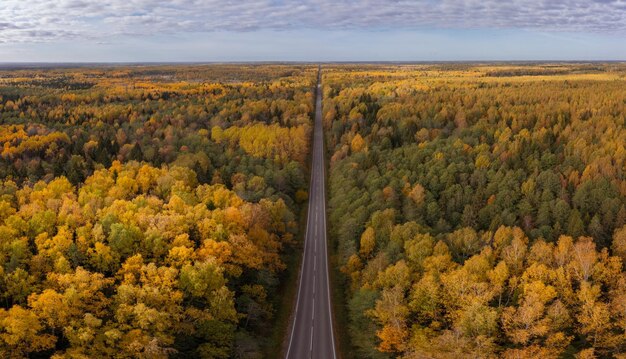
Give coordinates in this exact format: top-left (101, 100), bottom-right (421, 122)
top-left (0, 306), bottom-right (56, 358)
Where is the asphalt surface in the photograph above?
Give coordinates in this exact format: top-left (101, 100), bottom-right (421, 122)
top-left (286, 68), bottom-right (337, 359)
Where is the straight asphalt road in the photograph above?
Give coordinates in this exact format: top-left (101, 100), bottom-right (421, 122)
top-left (286, 67), bottom-right (337, 359)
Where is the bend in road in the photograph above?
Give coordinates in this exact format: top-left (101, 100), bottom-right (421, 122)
top-left (285, 66), bottom-right (337, 359)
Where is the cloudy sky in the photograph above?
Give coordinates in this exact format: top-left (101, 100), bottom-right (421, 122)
top-left (0, 0), bottom-right (625, 61)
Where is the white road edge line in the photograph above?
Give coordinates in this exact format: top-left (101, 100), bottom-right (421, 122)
top-left (320, 68), bottom-right (338, 359)
top-left (285, 97), bottom-right (317, 358)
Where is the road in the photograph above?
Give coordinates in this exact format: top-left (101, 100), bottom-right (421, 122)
top-left (286, 67), bottom-right (337, 359)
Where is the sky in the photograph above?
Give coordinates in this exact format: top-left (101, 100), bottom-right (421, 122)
top-left (0, 0), bottom-right (625, 62)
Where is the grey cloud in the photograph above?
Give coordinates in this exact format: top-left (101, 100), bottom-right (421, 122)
top-left (1, 0), bottom-right (626, 42)
top-left (0, 22), bottom-right (22, 30)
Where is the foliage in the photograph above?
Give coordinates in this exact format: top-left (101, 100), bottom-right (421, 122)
top-left (325, 64), bottom-right (626, 358)
top-left (0, 64), bottom-right (316, 357)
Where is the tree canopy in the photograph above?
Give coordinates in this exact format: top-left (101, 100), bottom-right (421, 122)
top-left (0, 64), bottom-right (316, 357)
top-left (324, 64), bottom-right (626, 358)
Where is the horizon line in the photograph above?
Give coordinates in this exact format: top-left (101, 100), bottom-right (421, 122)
top-left (1, 60), bottom-right (625, 67)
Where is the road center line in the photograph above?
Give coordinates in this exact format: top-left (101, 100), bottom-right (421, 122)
top-left (309, 320), bottom-right (314, 353)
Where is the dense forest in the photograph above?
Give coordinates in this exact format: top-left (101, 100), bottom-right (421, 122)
top-left (0, 64), bottom-right (316, 358)
top-left (323, 64), bottom-right (626, 358)
top-left (3, 62), bottom-right (626, 358)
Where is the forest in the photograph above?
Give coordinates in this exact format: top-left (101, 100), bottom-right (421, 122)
top-left (0, 64), bottom-right (316, 358)
top-left (3, 62), bottom-right (626, 359)
top-left (323, 63), bottom-right (626, 358)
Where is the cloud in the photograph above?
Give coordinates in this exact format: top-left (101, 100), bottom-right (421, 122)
top-left (1, 0), bottom-right (626, 43)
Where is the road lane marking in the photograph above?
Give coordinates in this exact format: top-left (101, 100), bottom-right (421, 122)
top-left (310, 333), bottom-right (314, 357)
top-left (319, 83), bottom-right (338, 359)
top-left (309, 313), bottom-right (314, 355)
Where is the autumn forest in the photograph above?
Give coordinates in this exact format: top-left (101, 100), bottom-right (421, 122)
top-left (324, 64), bottom-right (626, 359)
top-left (0, 65), bottom-right (314, 358)
top-left (1, 63), bottom-right (626, 359)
